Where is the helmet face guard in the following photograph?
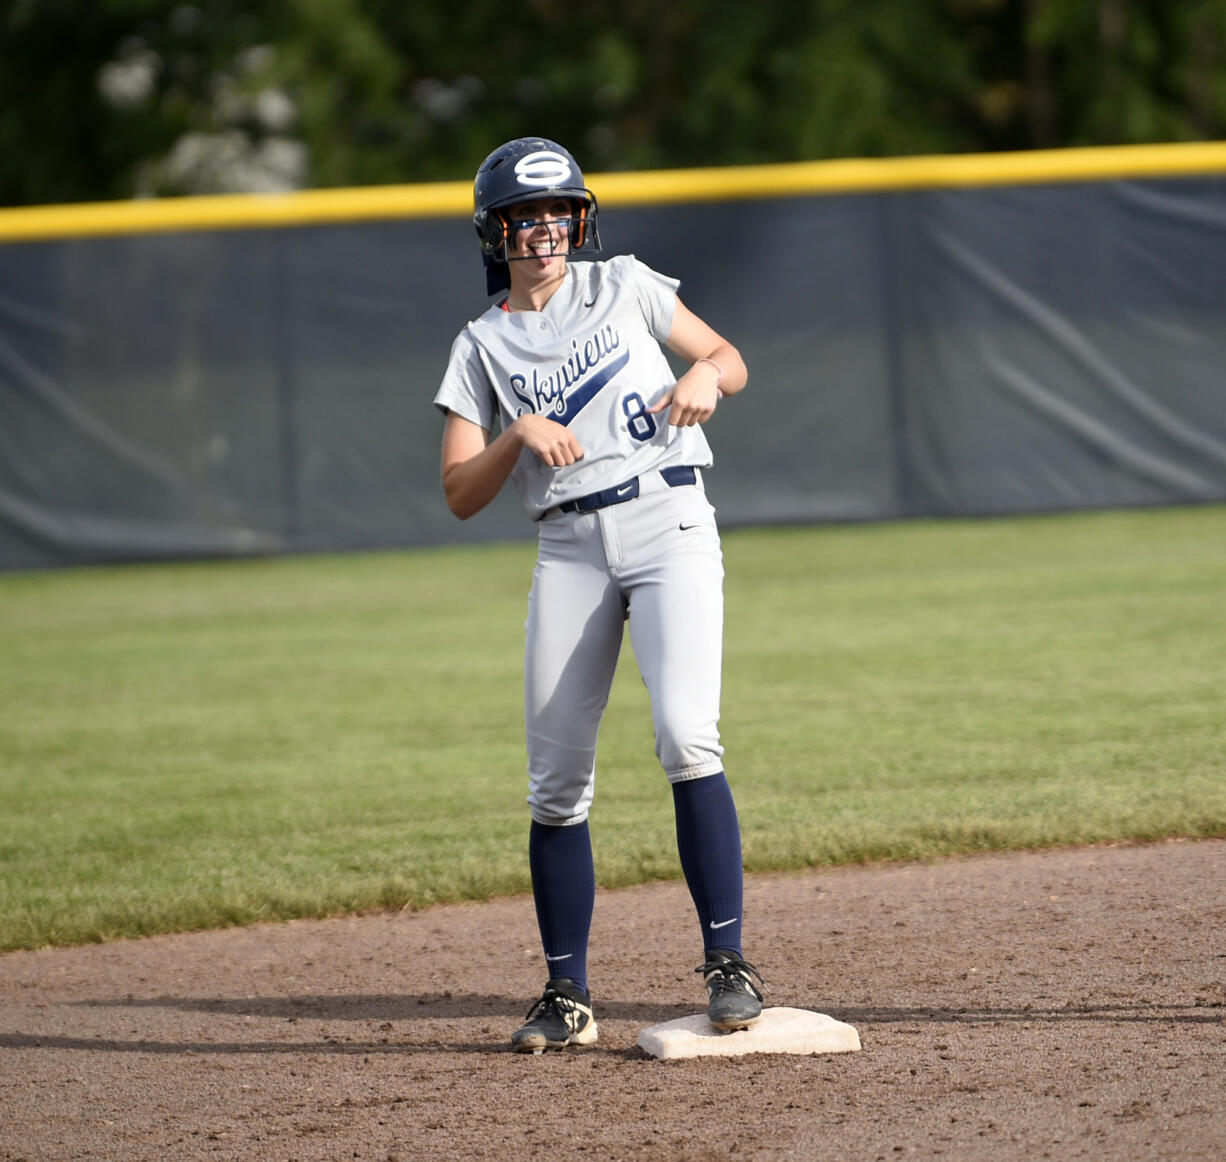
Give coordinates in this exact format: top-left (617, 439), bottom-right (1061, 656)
top-left (473, 138), bottom-right (601, 292)
top-left (484, 203), bottom-right (598, 264)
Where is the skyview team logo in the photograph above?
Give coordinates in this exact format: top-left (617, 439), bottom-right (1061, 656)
top-left (514, 150), bottom-right (573, 187)
top-left (510, 324), bottom-right (629, 424)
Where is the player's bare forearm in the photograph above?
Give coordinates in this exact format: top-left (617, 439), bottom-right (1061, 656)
top-left (665, 300), bottom-right (747, 397)
top-left (696, 340), bottom-right (747, 398)
top-left (648, 297), bottom-right (748, 426)
top-left (441, 428), bottom-right (519, 519)
top-left (441, 411), bottom-right (584, 520)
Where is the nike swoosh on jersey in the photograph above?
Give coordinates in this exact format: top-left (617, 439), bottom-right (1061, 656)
top-left (554, 349), bottom-right (630, 426)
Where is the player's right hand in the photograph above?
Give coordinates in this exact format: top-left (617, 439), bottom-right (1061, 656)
top-left (513, 414), bottom-right (585, 467)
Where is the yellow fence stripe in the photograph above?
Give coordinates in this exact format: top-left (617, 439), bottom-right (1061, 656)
top-left (0, 182), bottom-right (472, 242)
top-left (2, 141), bottom-right (1225, 243)
top-left (599, 141), bottom-right (1226, 203)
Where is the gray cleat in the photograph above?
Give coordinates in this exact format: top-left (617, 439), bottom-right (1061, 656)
top-left (512, 978), bottom-right (598, 1053)
top-left (698, 950), bottom-right (764, 1031)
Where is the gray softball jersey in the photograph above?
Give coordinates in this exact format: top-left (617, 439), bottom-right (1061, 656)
top-left (434, 255), bottom-right (714, 519)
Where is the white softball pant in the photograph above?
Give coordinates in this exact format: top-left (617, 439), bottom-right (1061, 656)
top-left (524, 469), bottom-right (725, 825)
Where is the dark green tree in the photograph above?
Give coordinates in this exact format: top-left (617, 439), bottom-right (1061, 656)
top-left (2, 0), bottom-right (1225, 207)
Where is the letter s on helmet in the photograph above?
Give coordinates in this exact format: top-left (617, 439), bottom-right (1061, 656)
top-left (473, 137), bottom-right (601, 293)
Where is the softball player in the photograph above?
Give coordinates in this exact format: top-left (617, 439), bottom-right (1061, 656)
top-left (434, 137), bottom-right (762, 1052)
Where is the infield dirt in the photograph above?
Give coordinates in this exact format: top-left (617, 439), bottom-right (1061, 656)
top-left (2, 838), bottom-right (1222, 1161)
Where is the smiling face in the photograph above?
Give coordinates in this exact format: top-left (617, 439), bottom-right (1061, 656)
top-left (504, 196), bottom-right (579, 272)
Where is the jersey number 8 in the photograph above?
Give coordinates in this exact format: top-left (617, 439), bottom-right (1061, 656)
top-left (622, 392), bottom-right (657, 442)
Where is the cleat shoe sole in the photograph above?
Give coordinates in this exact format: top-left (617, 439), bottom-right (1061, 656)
top-left (709, 1011), bottom-right (761, 1032)
top-left (512, 1019), bottom-right (598, 1053)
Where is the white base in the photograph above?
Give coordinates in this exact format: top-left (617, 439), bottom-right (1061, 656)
top-left (636, 1007), bottom-right (861, 1060)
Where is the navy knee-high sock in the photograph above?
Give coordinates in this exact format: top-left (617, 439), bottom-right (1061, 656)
top-left (672, 772), bottom-right (745, 957)
top-left (528, 820), bottom-right (595, 995)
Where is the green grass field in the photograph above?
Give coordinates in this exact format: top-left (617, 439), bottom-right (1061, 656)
top-left (2, 506), bottom-right (1224, 953)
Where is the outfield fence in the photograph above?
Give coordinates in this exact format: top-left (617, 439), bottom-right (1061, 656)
top-left (2, 143), bottom-right (1226, 570)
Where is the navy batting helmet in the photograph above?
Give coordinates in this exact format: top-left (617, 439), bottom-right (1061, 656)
top-left (473, 137), bottom-right (601, 293)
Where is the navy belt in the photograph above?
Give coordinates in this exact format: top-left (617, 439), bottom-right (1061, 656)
top-left (552, 465), bottom-right (697, 517)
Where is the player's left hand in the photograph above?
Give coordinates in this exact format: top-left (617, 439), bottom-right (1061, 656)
top-left (647, 369), bottom-right (720, 427)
